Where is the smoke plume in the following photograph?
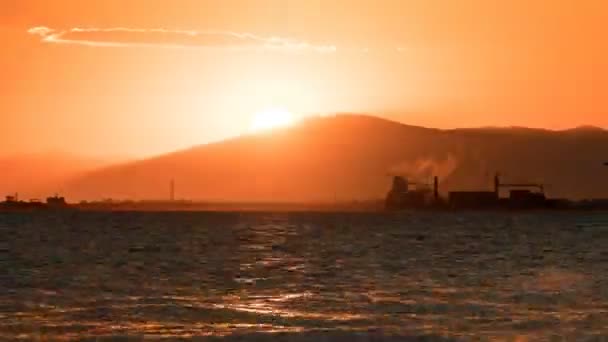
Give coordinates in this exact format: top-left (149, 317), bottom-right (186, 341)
top-left (388, 154), bottom-right (459, 181)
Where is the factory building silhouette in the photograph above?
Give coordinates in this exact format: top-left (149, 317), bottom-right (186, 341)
top-left (386, 173), bottom-right (567, 210)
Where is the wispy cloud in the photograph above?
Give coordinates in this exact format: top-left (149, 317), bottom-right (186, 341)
top-left (27, 26), bottom-right (337, 53)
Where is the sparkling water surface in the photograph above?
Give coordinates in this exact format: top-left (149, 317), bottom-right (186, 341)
top-left (2, 211), bottom-right (608, 341)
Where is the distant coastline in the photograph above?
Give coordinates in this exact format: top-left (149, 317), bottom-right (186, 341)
top-left (3, 198), bottom-right (608, 212)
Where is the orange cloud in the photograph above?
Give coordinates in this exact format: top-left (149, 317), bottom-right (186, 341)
top-left (27, 26), bottom-right (337, 53)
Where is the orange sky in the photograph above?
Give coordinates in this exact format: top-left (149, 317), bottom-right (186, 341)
top-left (1, 0), bottom-right (607, 158)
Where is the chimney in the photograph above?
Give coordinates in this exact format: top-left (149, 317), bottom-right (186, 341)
top-left (433, 176), bottom-right (439, 200)
top-left (494, 173), bottom-right (500, 197)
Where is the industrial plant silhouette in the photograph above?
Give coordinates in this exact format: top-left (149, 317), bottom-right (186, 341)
top-left (385, 173), bottom-right (573, 210)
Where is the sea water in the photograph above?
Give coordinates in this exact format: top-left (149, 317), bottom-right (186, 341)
top-left (2, 211), bottom-right (607, 341)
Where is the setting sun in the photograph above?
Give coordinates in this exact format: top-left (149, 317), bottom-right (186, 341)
top-left (249, 108), bottom-right (295, 132)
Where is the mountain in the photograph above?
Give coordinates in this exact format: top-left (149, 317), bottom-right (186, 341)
top-left (0, 153), bottom-right (111, 200)
top-left (65, 114), bottom-right (608, 202)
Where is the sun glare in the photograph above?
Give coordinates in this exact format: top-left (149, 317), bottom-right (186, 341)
top-left (249, 108), bottom-right (295, 132)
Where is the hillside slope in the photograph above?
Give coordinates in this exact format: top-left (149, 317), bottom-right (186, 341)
top-left (65, 115), bottom-right (608, 201)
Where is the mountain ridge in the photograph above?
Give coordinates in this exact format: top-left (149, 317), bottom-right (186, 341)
top-left (57, 114), bottom-right (608, 201)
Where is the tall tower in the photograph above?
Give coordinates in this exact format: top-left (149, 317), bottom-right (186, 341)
top-left (494, 173), bottom-right (500, 197)
top-left (170, 179), bottom-right (175, 201)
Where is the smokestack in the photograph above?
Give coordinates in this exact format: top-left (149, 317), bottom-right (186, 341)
top-left (433, 176), bottom-right (439, 200)
top-left (494, 173), bottom-right (500, 197)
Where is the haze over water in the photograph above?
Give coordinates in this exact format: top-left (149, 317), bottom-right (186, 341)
top-left (3, 211), bottom-right (607, 341)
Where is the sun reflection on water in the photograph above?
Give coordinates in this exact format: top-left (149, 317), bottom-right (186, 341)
top-left (3, 211), bottom-right (608, 340)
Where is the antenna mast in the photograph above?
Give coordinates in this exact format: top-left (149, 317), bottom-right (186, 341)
top-left (170, 179), bottom-right (175, 201)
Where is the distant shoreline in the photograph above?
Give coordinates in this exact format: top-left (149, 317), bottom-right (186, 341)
top-left (3, 200), bottom-right (608, 213)
top-left (73, 200), bottom-right (385, 212)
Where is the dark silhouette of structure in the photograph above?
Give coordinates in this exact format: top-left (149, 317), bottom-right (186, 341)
top-left (170, 179), bottom-right (175, 201)
top-left (5, 193), bottom-right (18, 203)
top-left (1, 193), bottom-right (69, 211)
top-left (449, 173), bottom-right (547, 209)
top-left (385, 176), bottom-right (442, 209)
top-left (445, 174), bottom-right (501, 209)
top-left (386, 173), bottom-right (572, 210)
top-left (448, 191), bottom-right (498, 209)
top-left (46, 195), bottom-right (68, 207)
